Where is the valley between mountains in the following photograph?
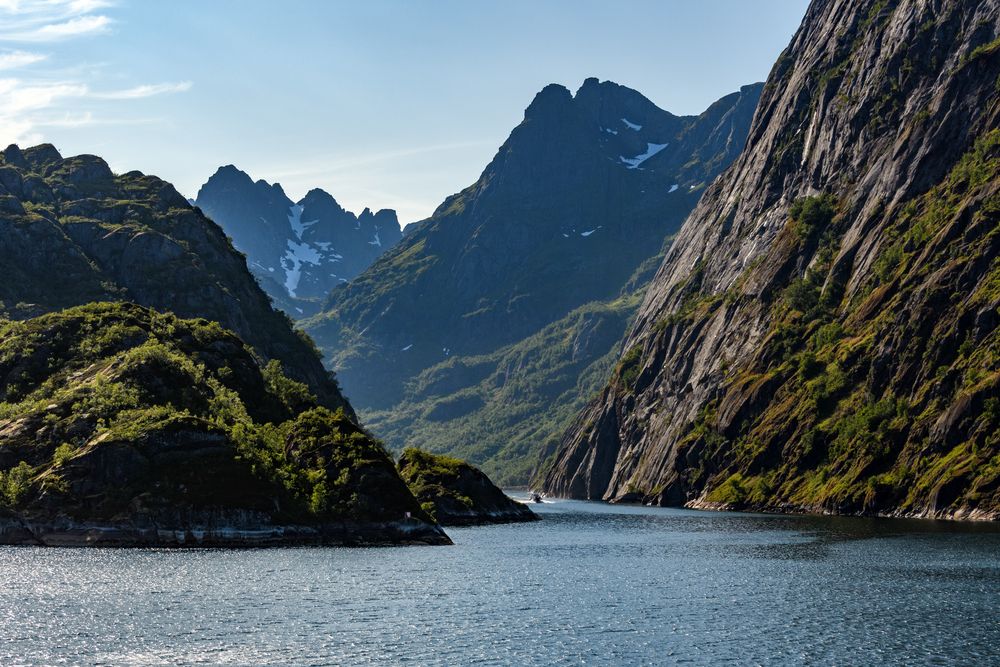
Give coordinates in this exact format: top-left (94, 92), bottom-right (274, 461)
top-left (1, 0), bottom-right (998, 548)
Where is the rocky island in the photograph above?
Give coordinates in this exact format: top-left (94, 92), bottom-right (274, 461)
top-left (0, 304), bottom-right (449, 546)
top-left (398, 448), bottom-right (538, 526)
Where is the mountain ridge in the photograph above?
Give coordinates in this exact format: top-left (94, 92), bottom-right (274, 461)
top-left (195, 165), bottom-right (402, 317)
top-left (305, 77), bottom-right (763, 480)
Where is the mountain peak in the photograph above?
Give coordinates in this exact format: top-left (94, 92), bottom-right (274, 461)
top-left (300, 187), bottom-right (341, 209)
top-left (524, 83), bottom-right (573, 118)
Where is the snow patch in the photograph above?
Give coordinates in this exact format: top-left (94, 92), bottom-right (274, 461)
top-left (621, 118), bottom-right (642, 131)
top-left (601, 126), bottom-right (618, 135)
top-left (619, 142), bottom-right (668, 169)
top-left (283, 239), bottom-right (322, 297)
top-left (668, 184), bottom-right (679, 193)
top-left (580, 227), bottom-right (602, 237)
top-left (287, 205), bottom-right (305, 239)
top-left (369, 231), bottom-right (381, 247)
top-left (402, 344), bottom-right (413, 351)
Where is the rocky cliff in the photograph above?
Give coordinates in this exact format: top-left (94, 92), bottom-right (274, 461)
top-left (195, 165), bottom-right (402, 317)
top-left (542, 0), bottom-right (1000, 521)
top-left (0, 144), bottom-right (349, 413)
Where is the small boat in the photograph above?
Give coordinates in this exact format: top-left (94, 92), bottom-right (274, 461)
top-left (531, 492), bottom-right (543, 504)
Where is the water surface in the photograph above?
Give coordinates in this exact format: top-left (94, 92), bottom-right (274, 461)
top-left (2, 497), bottom-right (998, 665)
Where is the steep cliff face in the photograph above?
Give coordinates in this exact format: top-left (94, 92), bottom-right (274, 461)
top-left (194, 166), bottom-right (401, 316)
top-left (0, 144), bottom-right (349, 414)
top-left (543, 0), bottom-right (1000, 520)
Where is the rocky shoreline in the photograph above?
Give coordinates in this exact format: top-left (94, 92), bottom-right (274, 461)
top-left (683, 498), bottom-right (1000, 523)
top-left (0, 511), bottom-right (451, 547)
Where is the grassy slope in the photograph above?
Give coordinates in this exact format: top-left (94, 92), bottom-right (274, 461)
top-left (362, 290), bottom-right (643, 485)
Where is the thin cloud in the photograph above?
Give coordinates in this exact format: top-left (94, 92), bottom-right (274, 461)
top-left (0, 49), bottom-right (46, 69)
top-left (0, 15), bottom-right (112, 41)
top-left (0, 77), bottom-right (88, 114)
top-left (0, 0), bottom-right (113, 42)
top-left (0, 1), bottom-right (189, 145)
top-left (95, 81), bottom-right (192, 99)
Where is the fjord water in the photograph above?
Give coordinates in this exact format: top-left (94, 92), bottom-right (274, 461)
top-left (2, 499), bottom-right (998, 666)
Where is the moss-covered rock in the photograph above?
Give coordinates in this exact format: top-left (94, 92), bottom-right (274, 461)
top-left (398, 448), bottom-right (537, 526)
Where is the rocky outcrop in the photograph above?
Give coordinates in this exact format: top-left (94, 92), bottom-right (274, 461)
top-left (194, 165), bottom-right (402, 316)
top-left (542, 0), bottom-right (1000, 520)
top-left (0, 303), bottom-right (449, 546)
top-left (398, 448), bottom-right (537, 526)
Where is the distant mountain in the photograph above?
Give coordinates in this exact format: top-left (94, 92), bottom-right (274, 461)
top-left (304, 78), bottom-right (763, 480)
top-left (541, 0), bottom-right (1000, 520)
top-left (195, 166), bottom-right (402, 317)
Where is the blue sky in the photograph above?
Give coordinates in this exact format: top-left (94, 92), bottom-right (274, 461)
top-left (0, 0), bottom-right (809, 223)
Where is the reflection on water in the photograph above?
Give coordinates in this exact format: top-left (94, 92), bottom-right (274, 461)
top-left (2, 497), bottom-right (998, 665)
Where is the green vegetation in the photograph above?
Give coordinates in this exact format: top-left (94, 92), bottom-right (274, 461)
top-left (398, 448), bottom-right (475, 521)
top-left (675, 130), bottom-right (1000, 516)
top-left (0, 144), bottom-right (347, 414)
top-left (0, 302), bottom-right (427, 525)
top-left (788, 194), bottom-right (837, 244)
top-left (397, 447), bottom-right (534, 525)
top-left (361, 291), bottom-right (643, 485)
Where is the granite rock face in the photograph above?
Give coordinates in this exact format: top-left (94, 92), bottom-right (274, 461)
top-left (542, 0), bottom-right (1000, 520)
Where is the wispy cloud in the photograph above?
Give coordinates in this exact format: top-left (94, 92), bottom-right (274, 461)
top-left (95, 80), bottom-right (192, 99)
top-left (2, 14), bottom-right (112, 41)
top-left (0, 49), bottom-right (46, 69)
top-left (0, 77), bottom-right (87, 113)
top-left (0, 1), bottom-right (193, 146)
top-left (0, 1), bottom-right (113, 42)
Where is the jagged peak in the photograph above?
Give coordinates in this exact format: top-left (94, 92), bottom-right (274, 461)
top-left (300, 187), bottom-right (339, 206)
top-left (523, 83), bottom-right (573, 118)
top-left (373, 208), bottom-right (398, 222)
